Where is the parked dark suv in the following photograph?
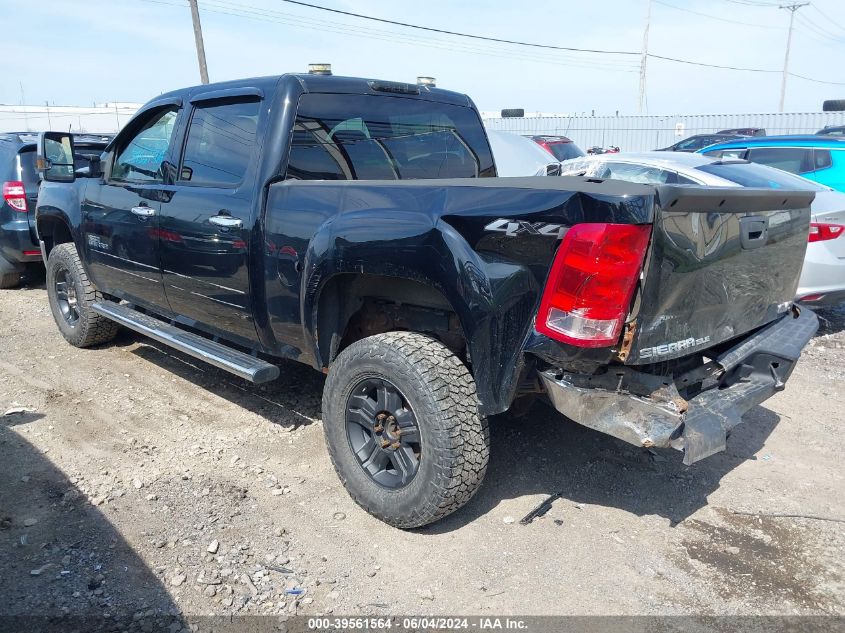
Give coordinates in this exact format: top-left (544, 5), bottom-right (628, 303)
top-left (0, 133), bottom-right (42, 287)
top-left (0, 132), bottom-right (111, 288)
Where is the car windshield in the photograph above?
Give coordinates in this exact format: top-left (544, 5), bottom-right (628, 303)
top-left (546, 142), bottom-right (585, 161)
top-left (696, 161), bottom-right (824, 191)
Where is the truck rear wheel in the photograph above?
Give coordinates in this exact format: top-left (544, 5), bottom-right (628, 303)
top-left (46, 243), bottom-right (119, 347)
top-left (322, 331), bottom-right (489, 528)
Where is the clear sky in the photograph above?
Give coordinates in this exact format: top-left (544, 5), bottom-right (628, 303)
top-left (2, 0), bottom-right (843, 114)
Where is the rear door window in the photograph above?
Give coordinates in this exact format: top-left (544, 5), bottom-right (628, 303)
top-left (179, 99), bottom-right (261, 187)
top-left (813, 149), bottom-right (832, 171)
top-left (746, 147), bottom-right (813, 175)
top-left (702, 148), bottom-right (747, 160)
top-left (286, 94), bottom-right (495, 180)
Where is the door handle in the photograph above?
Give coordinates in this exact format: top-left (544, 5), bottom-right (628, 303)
top-left (131, 205), bottom-right (156, 217)
top-left (740, 215), bottom-right (769, 250)
top-left (209, 215), bottom-right (243, 229)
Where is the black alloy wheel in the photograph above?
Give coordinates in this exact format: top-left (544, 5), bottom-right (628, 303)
top-left (345, 378), bottom-right (422, 489)
top-left (53, 267), bottom-right (80, 327)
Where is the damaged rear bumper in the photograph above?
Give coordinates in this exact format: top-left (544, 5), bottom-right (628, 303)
top-left (538, 307), bottom-right (819, 465)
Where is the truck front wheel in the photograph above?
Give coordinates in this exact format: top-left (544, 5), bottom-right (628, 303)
top-left (46, 243), bottom-right (119, 347)
top-left (322, 331), bottom-right (490, 528)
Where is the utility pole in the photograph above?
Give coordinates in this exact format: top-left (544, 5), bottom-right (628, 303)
top-left (779, 2), bottom-right (808, 113)
top-left (638, 0), bottom-right (652, 115)
top-left (188, 0), bottom-right (210, 84)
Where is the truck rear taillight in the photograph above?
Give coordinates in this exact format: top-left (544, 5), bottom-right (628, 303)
top-left (809, 222), bottom-right (844, 243)
top-left (536, 223), bottom-right (651, 348)
top-left (2, 181), bottom-right (27, 212)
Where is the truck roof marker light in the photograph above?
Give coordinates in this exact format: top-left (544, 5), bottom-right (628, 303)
top-left (536, 223), bottom-right (652, 348)
top-left (308, 63), bottom-right (332, 76)
top-left (2, 181), bottom-right (27, 212)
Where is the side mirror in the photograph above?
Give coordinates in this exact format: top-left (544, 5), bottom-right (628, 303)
top-left (36, 132), bottom-right (76, 183)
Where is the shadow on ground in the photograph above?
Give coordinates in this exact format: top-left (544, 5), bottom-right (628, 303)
top-left (125, 334), bottom-right (325, 431)
top-left (424, 400), bottom-right (781, 533)
top-left (814, 304), bottom-right (845, 337)
top-left (111, 330), bottom-right (780, 535)
top-left (0, 412), bottom-right (183, 632)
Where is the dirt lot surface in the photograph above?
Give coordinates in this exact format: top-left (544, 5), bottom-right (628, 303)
top-left (1, 283), bottom-right (844, 626)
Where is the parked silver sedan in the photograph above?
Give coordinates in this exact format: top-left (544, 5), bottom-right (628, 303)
top-left (486, 130), bottom-right (562, 176)
top-left (560, 152), bottom-right (845, 306)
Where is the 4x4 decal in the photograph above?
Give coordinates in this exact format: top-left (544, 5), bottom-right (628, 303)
top-left (484, 218), bottom-right (565, 238)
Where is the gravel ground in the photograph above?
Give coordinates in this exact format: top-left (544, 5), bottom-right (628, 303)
top-left (1, 283), bottom-right (843, 625)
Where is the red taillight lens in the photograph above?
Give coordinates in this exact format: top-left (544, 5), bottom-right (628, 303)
top-left (536, 223), bottom-right (652, 347)
top-left (809, 222), bottom-right (844, 243)
top-left (2, 181), bottom-right (27, 212)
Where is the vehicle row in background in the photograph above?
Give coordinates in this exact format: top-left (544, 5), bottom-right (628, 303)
top-left (486, 131), bottom-right (563, 176)
top-left (700, 135), bottom-right (845, 192)
top-left (559, 151), bottom-right (845, 307)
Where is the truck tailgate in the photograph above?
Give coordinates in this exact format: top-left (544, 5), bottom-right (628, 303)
top-left (628, 186), bottom-right (814, 364)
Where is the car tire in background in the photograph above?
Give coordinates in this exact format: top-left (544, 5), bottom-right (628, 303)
top-left (0, 273), bottom-right (21, 289)
top-left (0, 255), bottom-right (22, 289)
top-left (46, 243), bottom-right (120, 347)
top-left (822, 99), bottom-right (845, 112)
top-left (321, 331), bottom-right (490, 528)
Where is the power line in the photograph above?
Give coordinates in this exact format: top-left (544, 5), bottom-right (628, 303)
top-left (139, 0), bottom-right (844, 87)
top-left (647, 53), bottom-right (778, 73)
top-left (276, 0), bottom-right (640, 56)
top-left (142, 0), bottom-right (640, 72)
top-left (796, 12), bottom-right (845, 42)
top-left (810, 3), bottom-right (845, 32)
top-left (653, 0), bottom-right (784, 29)
top-left (795, 14), bottom-right (845, 45)
top-left (718, 0), bottom-right (782, 6)
top-left (195, 0), bottom-right (641, 71)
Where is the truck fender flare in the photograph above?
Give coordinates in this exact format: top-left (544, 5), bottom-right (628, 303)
top-left (303, 220), bottom-right (538, 415)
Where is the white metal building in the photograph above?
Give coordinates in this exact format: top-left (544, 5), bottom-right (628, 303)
top-left (483, 111), bottom-right (845, 152)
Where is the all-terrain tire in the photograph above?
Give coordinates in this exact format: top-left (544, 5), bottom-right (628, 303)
top-left (322, 331), bottom-right (490, 528)
top-left (46, 243), bottom-right (120, 347)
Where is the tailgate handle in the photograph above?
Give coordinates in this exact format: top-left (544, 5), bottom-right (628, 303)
top-left (740, 216), bottom-right (769, 250)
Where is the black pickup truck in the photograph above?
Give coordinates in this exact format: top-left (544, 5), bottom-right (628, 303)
top-left (35, 73), bottom-right (818, 528)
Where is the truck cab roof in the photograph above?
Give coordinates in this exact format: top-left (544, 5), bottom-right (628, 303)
top-left (155, 73), bottom-right (474, 108)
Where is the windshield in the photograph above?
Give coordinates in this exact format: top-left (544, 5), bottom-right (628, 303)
top-left (695, 162), bottom-right (824, 191)
top-left (546, 142), bottom-right (585, 161)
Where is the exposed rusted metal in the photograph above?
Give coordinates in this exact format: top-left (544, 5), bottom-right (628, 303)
top-left (616, 320), bottom-right (637, 362)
